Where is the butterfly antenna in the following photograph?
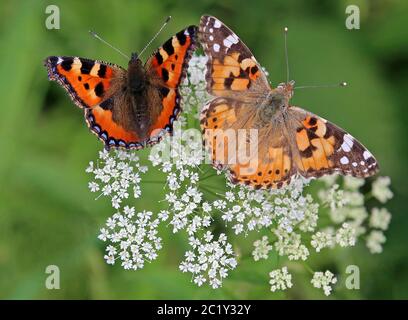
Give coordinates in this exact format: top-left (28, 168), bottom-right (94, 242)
top-left (89, 30), bottom-right (130, 60)
top-left (138, 16), bottom-right (172, 59)
top-left (295, 82), bottom-right (348, 89)
top-left (284, 27), bottom-right (290, 83)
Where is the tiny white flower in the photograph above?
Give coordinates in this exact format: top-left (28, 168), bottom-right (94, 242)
top-left (194, 275), bottom-right (206, 286)
top-left (88, 181), bottom-right (99, 192)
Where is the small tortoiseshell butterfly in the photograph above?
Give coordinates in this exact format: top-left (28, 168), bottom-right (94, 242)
top-left (44, 26), bottom-right (197, 149)
top-left (198, 15), bottom-right (379, 189)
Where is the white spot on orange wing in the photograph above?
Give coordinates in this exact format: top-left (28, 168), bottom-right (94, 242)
top-left (90, 63), bottom-right (101, 77)
top-left (72, 57), bottom-right (82, 73)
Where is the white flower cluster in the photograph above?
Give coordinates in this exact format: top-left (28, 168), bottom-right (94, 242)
top-left (318, 183), bottom-right (347, 212)
top-left (219, 178), bottom-right (317, 235)
top-left (335, 223), bottom-right (356, 247)
top-left (274, 228), bottom-right (309, 261)
top-left (99, 207), bottom-right (162, 270)
top-left (149, 125), bottom-right (238, 288)
top-left (311, 270), bottom-right (337, 296)
top-left (269, 267), bottom-right (293, 292)
top-left (366, 207), bottom-right (391, 254)
top-left (179, 232), bottom-right (237, 288)
top-left (252, 236), bottom-right (273, 261)
top-left (370, 207), bottom-right (391, 230)
top-left (85, 56), bottom-right (393, 295)
top-left (311, 229), bottom-right (335, 252)
top-left (366, 230), bottom-right (386, 254)
top-left (149, 123), bottom-right (210, 235)
top-left (179, 54), bottom-right (209, 117)
top-left (316, 175), bottom-right (392, 255)
top-left (372, 176), bottom-right (393, 203)
top-left (87, 149), bottom-right (147, 209)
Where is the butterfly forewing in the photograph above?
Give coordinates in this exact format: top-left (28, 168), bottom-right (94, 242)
top-left (144, 25), bottom-right (198, 139)
top-left (44, 56), bottom-right (125, 109)
top-left (199, 15), bottom-right (270, 99)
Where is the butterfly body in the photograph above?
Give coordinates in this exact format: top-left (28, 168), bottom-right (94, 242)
top-left (256, 81), bottom-right (295, 125)
top-left (45, 26), bottom-right (197, 149)
top-left (199, 16), bottom-right (379, 189)
top-left (124, 54), bottom-right (156, 139)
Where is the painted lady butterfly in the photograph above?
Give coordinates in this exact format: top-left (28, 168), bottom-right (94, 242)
top-left (44, 26), bottom-right (197, 150)
top-left (199, 15), bottom-right (379, 189)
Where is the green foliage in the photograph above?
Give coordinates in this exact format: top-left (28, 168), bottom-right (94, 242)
top-left (0, 0), bottom-right (407, 299)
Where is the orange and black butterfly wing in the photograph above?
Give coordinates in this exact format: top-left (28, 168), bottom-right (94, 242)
top-left (144, 25), bottom-right (198, 141)
top-left (288, 106), bottom-right (379, 178)
top-left (84, 96), bottom-right (145, 150)
top-left (45, 56), bottom-right (145, 149)
top-left (199, 15), bottom-right (270, 99)
top-left (44, 56), bottom-right (124, 109)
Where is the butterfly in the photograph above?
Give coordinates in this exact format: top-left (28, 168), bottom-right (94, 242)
top-left (198, 15), bottom-right (379, 189)
top-left (44, 25), bottom-right (197, 150)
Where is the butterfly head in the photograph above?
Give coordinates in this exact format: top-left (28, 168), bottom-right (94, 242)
top-left (127, 53), bottom-right (146, 93)
top-left (276, 80), bottom-right (295, 100)
top-left (130, 52), bottom-right (140, 63)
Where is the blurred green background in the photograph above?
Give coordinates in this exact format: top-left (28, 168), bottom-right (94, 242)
top-left (0, 0), bottom-right (407, 299)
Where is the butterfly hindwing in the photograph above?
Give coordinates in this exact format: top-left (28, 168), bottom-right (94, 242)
top-left (146, 25), bottom-right (197, 89)
top-left (199, 15), bottom-right (270, 98)
top-left (200, 98), bottom-right (296, 189)
top-left (289, 106), bottom-right (379, 178)
top-left (84, 95), bottom-right (146, 150)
